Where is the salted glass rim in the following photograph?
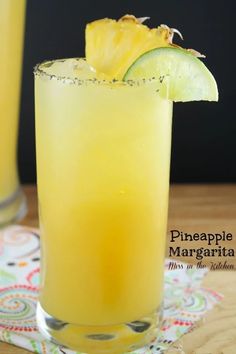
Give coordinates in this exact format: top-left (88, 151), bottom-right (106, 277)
top-left (34, 58), bottom-right (162, 87)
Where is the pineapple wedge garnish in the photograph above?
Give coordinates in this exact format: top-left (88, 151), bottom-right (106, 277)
top-left (85, 15), bottom-right (201, 80)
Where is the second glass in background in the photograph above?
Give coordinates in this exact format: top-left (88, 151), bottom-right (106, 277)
top-left (0, 0), bottom-right (27, 226)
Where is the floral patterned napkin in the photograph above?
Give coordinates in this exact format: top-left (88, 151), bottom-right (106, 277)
top-left (0, 225), bottom-right (223, 353)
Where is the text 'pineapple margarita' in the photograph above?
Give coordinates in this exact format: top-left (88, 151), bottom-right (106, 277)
top-left (35, 15), bottom-right (218, 354)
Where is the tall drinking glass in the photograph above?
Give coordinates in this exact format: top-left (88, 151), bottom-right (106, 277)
top-left (0, 0), bottom-right (27, 226)
top-left (35, 59), bottom-right (172, 353)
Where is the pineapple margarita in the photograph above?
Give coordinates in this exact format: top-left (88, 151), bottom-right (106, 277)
top-left (0, 0), bottom-right (27, 225)
top-left (35, 15), bottom-right (218, 353)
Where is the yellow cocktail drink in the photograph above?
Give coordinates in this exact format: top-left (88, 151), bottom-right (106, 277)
top-left (35, 11), bottom-right (218, 353)
top-left (35, 59), bottom-right (172, 353)
top-left (0, 0), bottom-right (27, 225)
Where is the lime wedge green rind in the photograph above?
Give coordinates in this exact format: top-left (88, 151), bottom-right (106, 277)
top-left (123, 47), bottom-right (218, 102)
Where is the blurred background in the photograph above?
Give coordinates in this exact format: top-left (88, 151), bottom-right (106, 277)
top-left (19, 0), bottom-right (235, 184)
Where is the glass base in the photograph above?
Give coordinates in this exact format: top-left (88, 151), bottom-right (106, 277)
top-left (0, 187), bottom-right (27, 227)
top-left (37, 302), bottom-right (162, 354)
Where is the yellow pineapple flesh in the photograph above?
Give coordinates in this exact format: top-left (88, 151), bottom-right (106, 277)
top-left (85, 15), bottom-right (183, 80)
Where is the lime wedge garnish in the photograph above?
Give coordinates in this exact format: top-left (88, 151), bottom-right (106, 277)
top-left (123, 47), bottom-right (218, 102)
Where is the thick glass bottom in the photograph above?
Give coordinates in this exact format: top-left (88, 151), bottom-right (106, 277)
top-left (37, 302), bottom-right (162, 354)
top-left (0, 187), bottom-right (27, 227)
